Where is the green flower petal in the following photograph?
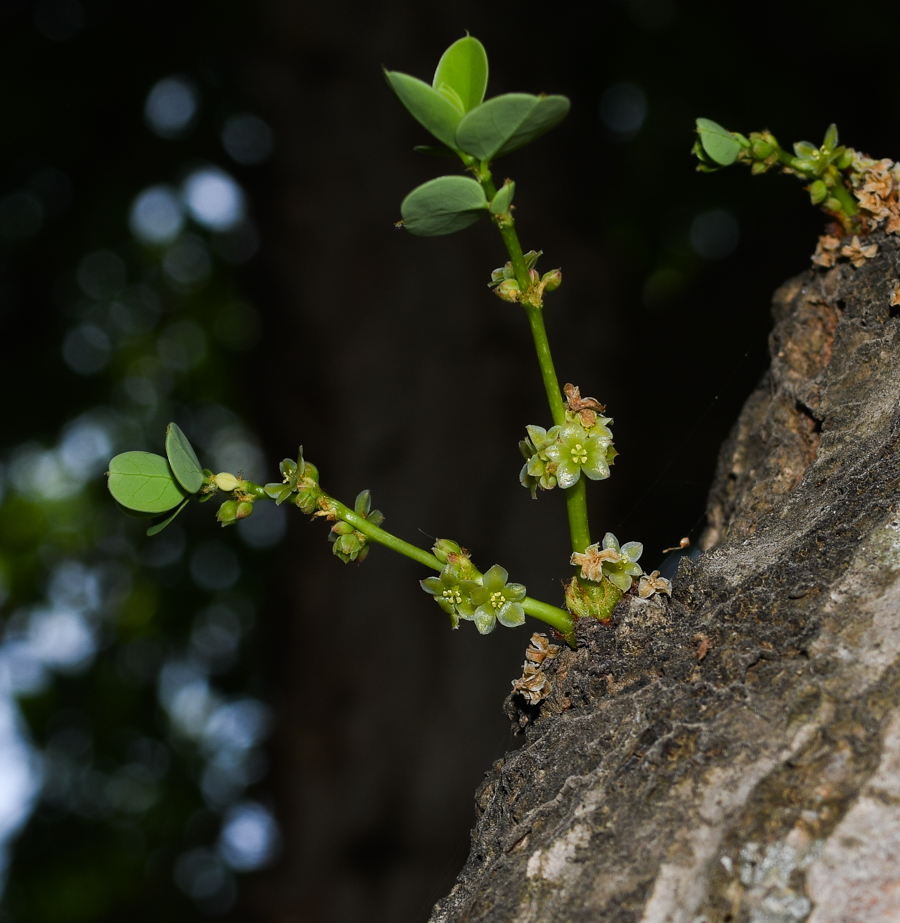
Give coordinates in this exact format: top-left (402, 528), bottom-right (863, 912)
top-left (482, 564), bottom-right (509, 592)
top-left (421, 577), bottom-right (443, 595)
top-left (602, 533), bottom-right (621, 553)
top-left (505, 582), bottom-right (526, 602)
top-left (607, 570), bottom-right (634, 592)
top-left (555, 459), bottom-right (581, 489)
top-left (621, 542), bottom-right (643, 563)
top-left (474, 606), bottom-right (497, 634)
top-left (497, 602), bottom-right (525, 628)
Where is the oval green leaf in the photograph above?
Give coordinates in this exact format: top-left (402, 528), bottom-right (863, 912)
top-left (165, 422), bottom-right (204, 493)
top-left (455, 93), bottom-right (570, 162)
top-left (400, 175), bottom-right (488, 236)
top-left (433, 35), bottom-right (488, 114)
top-left (696, 118), bottom-right (742, 166)
top-left (108, 451), bottom-right (187, 514)
top-left (146, 497), bottom-right (190, 536)
top-left (384, 69), bottom-right (462, 150)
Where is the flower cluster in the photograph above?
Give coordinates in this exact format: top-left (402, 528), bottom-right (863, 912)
top-left (488, 249), bottom-right (561, 304)
top-left (264, 448), bottom-right (322, 514)
top-left (520, 384), bottom-right (616, 497)
top-left (570, 532), bottom-right (643, 592)
top-left (813, 154), bottom-right (900, 269)
top-left (328, 489), bottom-right (383, 563)
top-left (420, 541), bottom-right (527, 634)
top-left (850, 155), bottom-right (900, 235)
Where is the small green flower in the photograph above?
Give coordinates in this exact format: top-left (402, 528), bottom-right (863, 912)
top-left (420, 565), bottom-right (477, 628)
top-left (598, 532), bottom-right (643, 592)
top-left (519, 425), bottom-right (559, 497)
top-left (467, 564), bottom-right (526, 634)
top-left (543, 421), bottom-right (612, 489)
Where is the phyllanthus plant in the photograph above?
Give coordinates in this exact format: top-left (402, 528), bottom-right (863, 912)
top-left (692, 118), bottom-right (900, 270)
top-left (107, 37), bottom-right (673, 653)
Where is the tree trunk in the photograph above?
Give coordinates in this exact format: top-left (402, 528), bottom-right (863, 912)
top-left (431, 232), bottom-right (900, 922)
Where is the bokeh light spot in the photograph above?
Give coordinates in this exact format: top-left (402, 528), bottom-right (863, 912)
top-left (221, 113), bottom-right (273, 165)
top-left (144, 76), bottom-right (199, 138)
top-left (182, 168), bottom-right (245, 231)
top-left (129, 185), bottom-right (185, 245)
top-left (690, 209), bottom-right (740, 260)
top-left (599, 82), bottom-right (647, 139)
top-left (218, 802), bottom-right (279, 871)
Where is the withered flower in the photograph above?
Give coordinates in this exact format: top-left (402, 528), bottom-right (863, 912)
top-left (841, 235), bottom-right (878, 268)
top-left (525, 632), bottom-right (560, 666)
top-left (638, 570), bottom-right (673, 599)
top-left (563, 383), bottom-right (606, 428)
top-left (812, 235), bottom-right (841, 268)
top-left (511, 663), bottom-right (551, 705)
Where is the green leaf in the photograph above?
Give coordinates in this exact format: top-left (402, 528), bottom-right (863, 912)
top-left (455, 93), bottom-right (570, 162)
top-left (108, 451), bottom-right (188, 514)
top-left (400, 175), bottom-right (488, 236)
top-left (384, 69), bottom-right (462, 150)
top-left (146, 497), bottom-right (190, 536)
top-left (165, 422), bottom-right (204, 494)
top-left (489, 181), bottom-right (515, 215)
top-left (695, 118), bottom-right (743, 166)
top-left (433, 35), bottom-right (488, 114)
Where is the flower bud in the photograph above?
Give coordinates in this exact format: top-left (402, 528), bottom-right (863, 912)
top-left (236, 500), bottom-right (254, 520)
top-left (541, 269), bottom-right (562, 292)
top-left (433, 538), bottom-right (462, 564)
top-left (494, 279), bottom-right (520, 303)
top-left (751, 139), bottom-right (772, 160)
top-left (217, 500), bottom-right (239, 526)
top-left (213, 472), bottom-right (242, 492)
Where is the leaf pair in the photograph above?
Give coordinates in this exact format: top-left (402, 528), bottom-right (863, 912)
top-left (386, 37), bottom-right (569, 163)
top-left (107, 423), bottom-right (205, 535)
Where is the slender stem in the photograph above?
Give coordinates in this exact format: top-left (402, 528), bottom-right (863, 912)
top-left (522, 596), bottom-right (576, 644)
top-left (524, 304), bottom-right (566, 426)
top-left (329, 499), bottom-right (444, 571)
top-left (335, 498), bottom-right (575, 638)
top-left (475, 162), bottom-right (592, 551)
top-left (241, 482), bottom-right (578, 638)
top-left (565, 480), bottom-right (592, 553)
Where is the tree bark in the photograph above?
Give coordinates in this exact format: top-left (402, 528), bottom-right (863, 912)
top-left (431, 232), bottom-right (900, 922)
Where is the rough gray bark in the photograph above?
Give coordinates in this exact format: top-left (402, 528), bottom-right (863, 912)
top-left (431, 231), bottom-right (900, 922)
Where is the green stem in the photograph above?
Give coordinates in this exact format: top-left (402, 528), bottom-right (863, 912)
top-left (565, 479), bottom-right (592, 553)
top-left (522, 596), bottom-right (576, 645)
top-left (476, 161), bottom-right (592, 552)
top-left (825, 167), bottom-right (858, 216)
top-left (293, 488), bottom-right (578, 639)
top-left (329, 498), bottom-right (444, 571)
top-left (524, 304), bottom-right (566, 426)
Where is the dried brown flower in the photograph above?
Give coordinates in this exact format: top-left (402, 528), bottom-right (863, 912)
top-left (812, 235), bottom-right (842, 268)
top-left (891, 285), bottom-right (900, 309)
top-left (563, 383), bottom-right (605, 428)
top-left (638, 570), bottom-right (672, 598)
top-left (886, 211), bottom-right (900, 236)
top-left (511, 663), bottom-right (551, 704)
top-left (525, 632), bottom-right (561, 666)
top-left (570, 543), bottom-right (621, 582)
top-left (841, 235), bottom-right (878, 268)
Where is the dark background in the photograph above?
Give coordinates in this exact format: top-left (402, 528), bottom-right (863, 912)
top-left (0, 1), bottom-right (897, 921)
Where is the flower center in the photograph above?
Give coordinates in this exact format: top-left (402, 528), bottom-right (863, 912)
top-left (490, 591), bottom-right (507, 609)
top-left (442, 587), bottom-right (463, 605)
top-left (570, 442), bottom-right (588, 464)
